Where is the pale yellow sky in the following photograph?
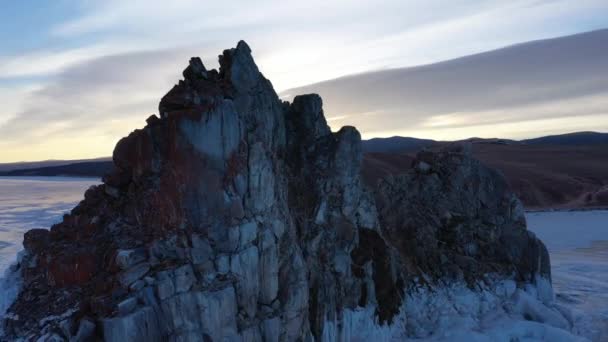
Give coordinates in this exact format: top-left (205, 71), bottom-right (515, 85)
top-left (1, 0), bottom-right (607, 162)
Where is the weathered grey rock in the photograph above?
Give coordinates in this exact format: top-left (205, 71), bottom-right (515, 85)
top-left (129, 280), bottom-right (145, 292)
top-left (59, 319), bottom-right (72, 340)
top-left (375, 146), bottom-right (551, 285)
top-left (138, 287), bottom-right (158, 308)
top-left (261, 317), bottom-right (281, 342)
top-left (72, 319), bottom-right (95, 342)
top-left (258, 230), bottom-right (279, 304)
top-left (38, 333), bottom-right (64, 342)
top-left (238, 221), bottom-right (257, 249)
top-left (103, 307), bottom-right (162, 342)
top-left (119, 263), bottom-right (150, 288)
top-left (117, 297), bottom-right (138, 316)
top-left (156, 278), bottom-right (175, 301)
top-left (215, 255), bottom-right (230, 274)
top-left (289, 94), bottom-right (330, 141)
top-left (182, 57), bottom-right (207, 80)
top-left (143, 276), bottom-right (155, 285)
top-left (104, 185), bottom-right (120, 198)
top-left (149, 237), bottom-right (181, 263)
top-left (190, 249), bottom-right (211, 266)
top-left (179, 99), bottom-right (243, 162)
top-left (157, 287), bottom-right (239, 341)
top-left (240, 325), bottom-right (262, 342)
top-left (173, 264), bottom-right (195, 293)
top-left (247, 142), bottom-right (276, 212)
top-left (230, 246), bottom-right (260, 318)
top-left (115, 249), bottom-right (147, 270)
top-left (5, 41), bottom-right (555, 342)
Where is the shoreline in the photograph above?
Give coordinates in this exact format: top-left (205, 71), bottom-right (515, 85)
top-left (0, 176), bottom-right (101, 182)
top-left (525, 207), bottom-right (608, 213)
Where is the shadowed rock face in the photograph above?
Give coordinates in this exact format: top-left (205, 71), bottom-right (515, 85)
top-left (3, 42), bottom-right (550, 341)
top-left (375, 145), bottom-right (550, 286)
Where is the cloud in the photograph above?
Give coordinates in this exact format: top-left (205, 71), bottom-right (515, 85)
top-left (367, 111), bottom-right (608, 141)
top-left (0, 47), bottom-right (205, 161)
top-left (30, 0), bottom-right (607, 90)
top-left (0, 46), bottom-right (108, 79)
top-left (0, 84), bottom-right (43, 126)
top-left (283, 29), bottom-right (608, 139)
top-left (1, 0), bottom-right (608, 161)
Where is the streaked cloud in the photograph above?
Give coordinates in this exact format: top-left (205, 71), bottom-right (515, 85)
top-left (0, 0), bottom-right (607, 161)
top-left (285, 29), bottom-right (608, 140)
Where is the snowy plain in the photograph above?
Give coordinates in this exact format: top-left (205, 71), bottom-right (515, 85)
top-left (527, 211), bottom-right (608, 340)
top-left (0, 177), bottom-right (98, 273)
top-left (0, 177), bottom-right (606, 340)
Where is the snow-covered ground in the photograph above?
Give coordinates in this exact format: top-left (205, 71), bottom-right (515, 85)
top-left (527, 211), bottom-right (608, 340)
top-left (0, 177), bottom-right (97, 274)
top-left (0, 177), bottom-right (606, 340)
top-left (0, 177), bottom-right (98, 329)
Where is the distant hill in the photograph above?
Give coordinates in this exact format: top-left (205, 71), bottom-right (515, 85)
top-left (0, 160), bottom-right (113, 178)
top-left (521, 131), bottom-right (608, 146)
top-left (361, 131), bottom-right (608, 154)
top-left (361, 132), bottom-right (608, 210)
top-left (471, 144), bottom-right (608, 210)
top-left (0, 157), bottom-right (111, 172)
top-left (362, 136), bottom-right (436, 153)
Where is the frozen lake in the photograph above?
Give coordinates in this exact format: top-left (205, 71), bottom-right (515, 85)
top-left (0, 177), bottom-right (99, 272)
top-left (527, 211), bottom-right (608, 339)
top-left (0, 177), bottom-right (606, 339)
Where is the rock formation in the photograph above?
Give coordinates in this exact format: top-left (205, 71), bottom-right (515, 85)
top-left (375, 145), bottom-right (551, 286)
top-left (2, 42), bottom-right (562, 341)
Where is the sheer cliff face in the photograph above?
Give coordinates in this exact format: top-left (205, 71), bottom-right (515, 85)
top-left (4, 42), bottom-right (550, 341)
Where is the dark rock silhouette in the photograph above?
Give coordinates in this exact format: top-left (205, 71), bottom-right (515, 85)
top-left (375, 146), bottom-right (550, 285)
top-left (2, 42), bottom-right (552, 341)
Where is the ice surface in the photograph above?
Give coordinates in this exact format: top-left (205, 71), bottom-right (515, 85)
top-left (528, 210), bottom-right (608, 341)
top-left (0, 176), bottom-right (97, 273)
top-left (322, 210), bottom-right (608, 341)
top-left (0, 177), bottom-right (97, 336)
top-left (325, 278), bottom-right (586, 342)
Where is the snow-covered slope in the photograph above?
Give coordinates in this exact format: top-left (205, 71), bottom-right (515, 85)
top-left (528, 210), bottom-right (608, 341)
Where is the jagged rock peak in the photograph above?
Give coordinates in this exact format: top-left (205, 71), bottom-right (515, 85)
top-left (218, 40), bottom-right (261, 92)
top-left (2, 42), bottom-right (557, 342)
top-left (182, 57), bottom-right (207, 81)
top-left (180, 40), bottom-right (254, 85)
top-left (288, 94), bottom-right (331, 142)
top-left (3, 41), bottom-right (375, 341)
top-left (376, 146), bottom-right (549, 285)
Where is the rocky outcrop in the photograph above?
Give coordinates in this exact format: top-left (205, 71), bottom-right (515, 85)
top-left (2, 42), bottom-right (556, 341)
top-left (375, 145), bottom-right (551, 286)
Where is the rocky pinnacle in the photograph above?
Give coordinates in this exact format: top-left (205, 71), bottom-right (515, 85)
top-left (3, 41), bottom-right (551, 341)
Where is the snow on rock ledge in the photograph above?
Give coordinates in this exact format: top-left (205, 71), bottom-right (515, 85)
top-left (0, 42), bottom-right (583, 341)
top-left (322, 278), bottom-right (584, 342)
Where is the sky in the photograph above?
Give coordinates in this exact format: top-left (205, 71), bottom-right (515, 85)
top-left (0, 0), bottom-right (607, 162)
